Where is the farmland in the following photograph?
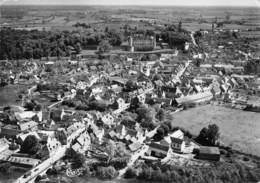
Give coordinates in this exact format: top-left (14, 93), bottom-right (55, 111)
top-left (172, 104), bottom-right (260, 156)
top-left (1, 6), bottom-right (260, 32)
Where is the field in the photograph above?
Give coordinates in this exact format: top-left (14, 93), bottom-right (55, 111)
top-left (1, 6), bottom-right (259, 33)
top-left (172, 104), bottom-right (260, 156)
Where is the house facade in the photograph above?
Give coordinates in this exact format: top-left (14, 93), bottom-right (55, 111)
top-left (170, 137), bottom-right (185, 153)
top-left (147, 139), bottom-right (170, 158)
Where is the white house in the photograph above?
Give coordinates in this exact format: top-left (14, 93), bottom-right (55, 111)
top-left (170, 137), bottom-right (185, 153)
top-left (72, 132), bottom-right (91, 153)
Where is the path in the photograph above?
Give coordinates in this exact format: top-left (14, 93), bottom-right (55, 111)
top-left (118, 126), bottom-right (159, 177)
top-left (118, 145), bottom-right (149, 177)
top-left (190, 32), bottom-right (197, 47)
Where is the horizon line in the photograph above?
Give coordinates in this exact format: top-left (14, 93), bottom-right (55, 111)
top-left (1, 4), bottom-right (258, 7)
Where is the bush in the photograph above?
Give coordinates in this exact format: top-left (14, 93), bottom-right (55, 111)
top-left (137, 167), bottom-right (153, 180)
top-left (226, 152), bottom-right (232, 158)
top-left (135, 160), bottom-right (260, 183)
top-left (192, 148), bottom-right (199, 155)
top-left (20, 135), bottom-right (40, 155)
top-left (71, 152), bottom-right (86, 169)
top-left (75, 104), bottom-right (89, 111)
top-left (97, 166), bottom-right (118, 179)
top-left (98, 40), bottom-right (112, 54)
top-left (62, 100), bottom-right (76, 107)
top-left (110, 157), bottom-right (128, 170)
top-left (243, 156), bottom-right (249, 162)
top-left (257, 162), bottom-right (260, 168)
top-left (124, 167), bottom-right (136, 179)
top-left (220, 149), bottom-right (227, 155)
top-left (88, 101), bottom-right (107, 112)
top-left (82, 166), bottom-right (91, 177)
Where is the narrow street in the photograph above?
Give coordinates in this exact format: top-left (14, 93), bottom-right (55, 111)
top-left (118, 126), bottom-right (159, 177)
top-left (118, 145), bottom-right (149, 177)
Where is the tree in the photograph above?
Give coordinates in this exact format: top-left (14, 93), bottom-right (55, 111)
top-left (207, 124), bottom-right (220, 145)
top-left (157, 108), bottom-right (166, 121)
top-left (72, 152), bottom-right (86, 169)
top-left (148, 54), bottom-right (158, 61)
top-left (20, 135), bottom-right (40, 155)
top-left (88, 100), bottom-right (108, 112)
top-left (196, 124), bottom-right (220, 146)
top-left (178, 20), bottom-right (182, 32)
top-left (103, 140), bottom-right (116, 159)
top-left (114, 142), bottom-right (130, 158)
top-left (153, 127), bottom-right (165, 141)
top-left (137, 167), bottom-right (153, 180)
top-left (136, 105), bottom-right (156, 130)
top-left (125, 80), bottom-right (138, 92)
top-left (152, 168), bottom-right (164, 181)
top-left (74, 42), bottom-right (82, 54)
top-left (225, 12), bottom-right (231, 22)
top-left (98, 40), bottom-right (111, 54)
top-left (153, 74), bottom-right (163, 81)
top-left (161, 124), bottom-right (170, 135)
top-left (107, 29), bottom-right (122, 46)
top-left (196, 127), bottom-right (208, 145)
top-left (97, 166), bottom-right (118, 179)
top-left (124, 167), bottom-right (137, 178)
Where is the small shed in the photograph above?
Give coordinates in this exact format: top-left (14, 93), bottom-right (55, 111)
top-left (197, 146), bottom-right (220, 161)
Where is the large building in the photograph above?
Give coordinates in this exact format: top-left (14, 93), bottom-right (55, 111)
top-left (121, 35), bottom-right (156, 52)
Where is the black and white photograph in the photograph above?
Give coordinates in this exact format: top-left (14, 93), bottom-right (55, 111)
top-left (0, 0), bottom-right (260, 182)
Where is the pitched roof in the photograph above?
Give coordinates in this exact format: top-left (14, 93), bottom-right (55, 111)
top-left (170, 129), bottom-right (184, 139)
top-left (72, 143), bottom-right (81, 152)
top-left (76, 135), bottom-right (85, 146)
top-left (17, 132), bottom-right (40, 141)
top-left (108, 130), bottom-right (117, 138)
top-left (199, 146), bottom-right (220, 155)
top-left (149, 139), bottom-right (170, 152)
top-left (115, 125), bottom-right (125, 133)
top-left (129, 142), bottom-right (142, 152)
top-left (170, 137), bottom-right (184, 144)
top-left (66, 125), bottom-right (77, 137)
top-left (8, 156), bottom-right (41, 167)
top-left (109, 77), bottom-right (128, 85)
top-left (126, 128), bottom-right (137, 137)
top-left (18, 121), bottom-right (38, 131)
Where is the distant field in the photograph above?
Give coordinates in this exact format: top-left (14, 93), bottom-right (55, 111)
top-left (172, 104), bottom-right (260, 156)
top-left (183, 22), bottom-right (212, 32)
top-left (1, 6), bottom-right (259, 32)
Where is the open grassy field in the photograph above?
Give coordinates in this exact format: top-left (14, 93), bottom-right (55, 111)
top-left (172, 104), bottom-right (260, 156)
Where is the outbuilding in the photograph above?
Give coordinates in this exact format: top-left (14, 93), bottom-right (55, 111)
top-left (197, 146), bottom-right (220, 161)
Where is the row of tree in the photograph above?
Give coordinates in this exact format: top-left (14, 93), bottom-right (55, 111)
top-left (0, 27), bottom-right (122, 60)
top-left (125, 161), bottom-right (260, 183)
